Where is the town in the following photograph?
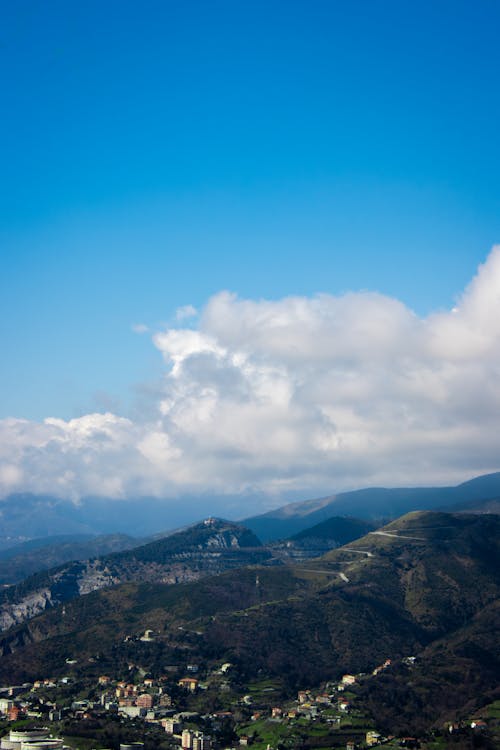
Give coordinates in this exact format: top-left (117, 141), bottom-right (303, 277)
top-left (0, 632), bottom-right (497, 750)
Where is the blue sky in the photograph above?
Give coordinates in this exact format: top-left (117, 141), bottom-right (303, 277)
top-left (1, 1), bottom-right (500, 505)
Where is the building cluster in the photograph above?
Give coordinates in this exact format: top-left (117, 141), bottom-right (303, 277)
top-left (0, 652), bottom-right (493, 750)
top-left (97, 678), bottom-right (172, 720)
top-left (0, 668), bottom-right (217, 750)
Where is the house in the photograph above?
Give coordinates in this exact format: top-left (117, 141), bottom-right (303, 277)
top-left (341, 674), bottom-right (356, 686)
top-left (137, 693), bottom-right (154, 709)
top-left (366, 731), bottom-right (381, 746)
top-left (0, 699), bottom-right (13, 715)
top-left (8, 706), bottom-right (22, 721)
top-left (315, 694), bottom-right (331, 705)
top-left (120, 705), bottom-right (145, 719)
top-left (163, 719), bottom-right (180, 734)
top-left (402, 656), bottom-right (416, 665)
top-left (471, 720), bottom-right (487, 730)
top-left (118, 697), bottom-right (135, 707)
top-left (178, 677), bottom-right (199, 692)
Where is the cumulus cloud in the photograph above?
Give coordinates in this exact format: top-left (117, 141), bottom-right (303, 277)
top-left (1, 248), bottom-right (500, 504)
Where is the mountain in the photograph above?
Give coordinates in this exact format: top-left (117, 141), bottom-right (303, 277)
top-left (0, 493), bottom-right (264, 547)
top-left (0, 518), bottom-right (270, 631)
top-left (268, 516), bottom-right (377, 561)
top-left (0, 514), bottom-right (375, 628)
top-left (200, 512), bottom-right (500, 692)
top-left (0, 534), bottom-right (95, 559)
top-left (0, 533), bottom-right (141, 586)
top-left (0, 511), bottom-right (497, 734)
top-left (242, 471), bottom-right (500, 540)
top-left (290, 515), bottom-right (377, 544)
top-left (443, 495), bottom-right (500, 514)
top-left (0, 496), bottom-right (97, 549)
top-left (2, 472), bottom-right (499, 546)
top-left (357, 597), bottom-right (500, 734)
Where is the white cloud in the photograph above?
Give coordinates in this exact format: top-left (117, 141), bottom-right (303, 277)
top-left (1, 247), bottom-right (500, 504)
top-left (175, 304), bottom-right (198, 321)
top-left (131, 323), bottom-right (149, 334)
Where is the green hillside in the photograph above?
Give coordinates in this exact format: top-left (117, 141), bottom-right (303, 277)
top-left (0, 511), bottom-right (497, 735)
top-left (290, 515), bottom-right (377, 543)
top-left (0, 518), bottom-right (270, 621)
top-left (243, 472), bottom-right (500, 540)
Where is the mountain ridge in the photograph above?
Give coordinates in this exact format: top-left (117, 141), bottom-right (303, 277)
top-left (242, 471), bottom-right (500, 540)
top-left (0, 518), bottom-right (270, 631)
top-left (2, 472), bottom-right (500, 546)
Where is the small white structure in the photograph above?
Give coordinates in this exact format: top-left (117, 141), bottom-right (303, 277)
top-left (0, 699), bottom-right (13, 715)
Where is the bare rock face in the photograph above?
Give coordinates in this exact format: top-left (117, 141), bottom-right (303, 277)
top-left (0, 520), bottom-right (270, 631)
top-left (0, 588), bottom-right (53, 631)
top-left (77, 560), bottom-right (117, 595)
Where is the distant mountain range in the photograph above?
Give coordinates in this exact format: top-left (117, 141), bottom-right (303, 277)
top-left (242, 471), bottom-right (500, 540)
top-left (1, 472), bottom-right (499, 548)
top-left (0, 494), bottom-right (214, 548)
top-left (0, 533), bottom-right (141, 586)
top-left (0, 510), bottom-right (498, 734)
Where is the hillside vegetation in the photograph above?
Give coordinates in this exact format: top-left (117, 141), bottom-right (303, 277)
top-left (0, 511), bottom-right (497, 734)
top-left (0, 518), bottom-right (270, 631)
top-left (243, 472), bottom-right (500, 539)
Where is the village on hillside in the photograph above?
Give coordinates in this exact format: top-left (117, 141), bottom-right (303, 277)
top-left (0, 631), bottom-right (497, 750)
